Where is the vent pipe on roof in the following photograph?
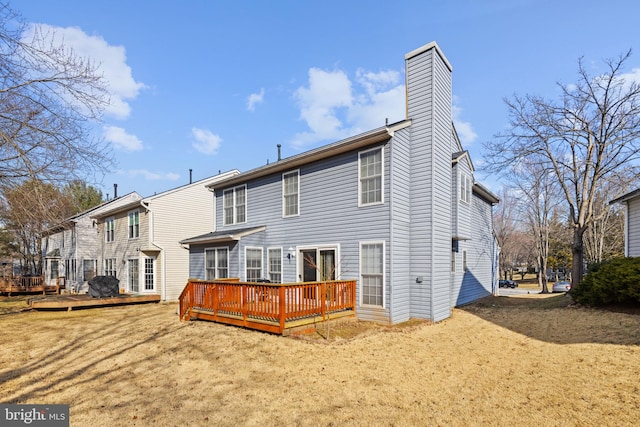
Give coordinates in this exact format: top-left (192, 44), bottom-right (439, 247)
top-left (113, 183), bottom-right (118, 199)
top-left (277, 144), bottom-right (281, 161)
top-left (189, 169), bottom-right (193, 184)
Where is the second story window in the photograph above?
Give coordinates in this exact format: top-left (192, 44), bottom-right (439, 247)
top-left (128, 210), bottom-right (140, 239)
top-left (282, 170), bottom-right (299, 217)
top-left (223, 185), bottom-right (247, 225)
top-left (106, 217), bottom-right (115, 242)
top-left (460, 174), bottom-right (472, 204)
top-left (359, 147), bottom-right (383, 206)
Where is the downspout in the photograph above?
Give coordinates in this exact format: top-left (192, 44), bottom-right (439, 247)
top-left (141, 200), bottom-right (166, 301)
top-left (624, 202), bottom-right (629, 256)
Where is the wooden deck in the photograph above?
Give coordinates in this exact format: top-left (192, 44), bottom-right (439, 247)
top-left (28, 293), bottom-right (161, 311)
top-left (179, 279), bottom-right (357, 335)
top-left (0, 276), bottom-right (54, 296)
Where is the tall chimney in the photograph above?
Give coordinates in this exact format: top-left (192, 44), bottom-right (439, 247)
top-left (189, 169), bottom-right (193, 184)
top-left (113, 183), bottom-right (118, 199)
top-left (277, 144), bottom-right (282, 161)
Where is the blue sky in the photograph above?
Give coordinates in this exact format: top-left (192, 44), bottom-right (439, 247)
top-left (10, 0), bottom-right (640, 198)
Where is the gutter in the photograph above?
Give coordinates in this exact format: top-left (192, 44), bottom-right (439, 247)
top-left (141, 200), bottom-right (166, 301)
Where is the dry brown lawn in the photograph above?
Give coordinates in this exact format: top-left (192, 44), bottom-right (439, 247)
top-left (1, 293), bottom-right (639, 426)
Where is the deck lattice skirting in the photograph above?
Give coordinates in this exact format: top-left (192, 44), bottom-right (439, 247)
top-left (179, 279), bottom-right (356, 335)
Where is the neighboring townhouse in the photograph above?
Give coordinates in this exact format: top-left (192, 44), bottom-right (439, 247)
top-left (91, 170), bottom-right (239, 301)
top-left (610, 188), bottom-right (640, 257)
top-left (181, 41), bottom-right (500, 324)
top-left (42, 192), bottom-right (143, 292)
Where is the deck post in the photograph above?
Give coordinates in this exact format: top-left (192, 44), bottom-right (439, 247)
top-left (279, 286), bottom-right (285, 333)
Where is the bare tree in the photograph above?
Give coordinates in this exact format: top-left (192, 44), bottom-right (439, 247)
top-left (513, 158), bottom-right (563, 293)
top-left (0, 179), bottom-right (71, 274)
top-left (0, 2), bottom-right (112, 185)
top-left (484, 51), bottom-right (640, 289)
top-left (494, 188), bottom-right (519, 280)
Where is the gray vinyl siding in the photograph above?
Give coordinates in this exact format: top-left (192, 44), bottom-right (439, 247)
top-left (212, 143), bottom-right (392, 322)
top-left (453, 193), bottom-right (494, 305)
top-left (389, 128), bottom-right (412, 324)
top-left (627, 196), bottom-right (640, 257)
top-left (406, 43), bottom-right (453, 322)
top-left (407, 47), bottom-right (435, 321)
top-left (430, 50), bottom-right (453, 322)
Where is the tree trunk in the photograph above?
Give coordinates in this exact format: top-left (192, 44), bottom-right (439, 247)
top-left (571, 226), bottom-right (585, 289)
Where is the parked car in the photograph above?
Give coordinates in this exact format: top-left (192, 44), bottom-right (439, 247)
top-left (552, 281), bottom-right (571, 293)
top-left (499, 280), bottom-right (518, 288)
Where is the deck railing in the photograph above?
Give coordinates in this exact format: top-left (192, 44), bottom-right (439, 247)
top-left (179, 278), bottom-right (356, 334)
top-left (0, 276), bottom-right (46, 295)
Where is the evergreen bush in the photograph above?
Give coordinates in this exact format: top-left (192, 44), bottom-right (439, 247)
top-left (572, 257), bottom-right (640, 306)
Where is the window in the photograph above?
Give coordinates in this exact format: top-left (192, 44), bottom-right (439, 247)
top-left (83, 259), bottom-right (96, 282)
top-left (223, 185), bottom-right (247, 225)
top-left (65, 259), bottom-right (69, 279)
top-left (359, 148), bottom-right (383, 206)
top-left (104, 258), bottom-right (116, 277)
top-left (129, 259), bottom-right (139, 292)
top-left (144, 258), bottom-right (154, 290)
top-left (460, 174), bottom-right (472, 204)
top-left (463, 250), bottom-right (468, 271)
top-left (361, 242), bottom-right (384, 306)
top-left (268, 248), bottom-right (282, 283)
top-left (70, 259), bottom-right (76, 281)
top-left (451, 240), bottom-right (458, 273)
top-left (205, 248), bottom-right (229, 280)
top-left (50, 260), bottom-right (59, 280)
top-left (245, 247), bottom-right (263, 282)
top-left (128, 210), bottom-right (140, 239)
top-left (106, 217), bottom-right (115, 242)
top-left (282, 171), bottom-right (299, 217)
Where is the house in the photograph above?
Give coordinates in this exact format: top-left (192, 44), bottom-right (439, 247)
top-left (42, 192), bottom-right (143, 292)
top-left (610, 188), bottom-right (640, 257)
top-left (181, 41), bottom-right (499, 324)
top-left (90, 171), bottom-right (239, 300)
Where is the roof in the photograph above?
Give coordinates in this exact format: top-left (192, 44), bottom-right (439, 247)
top-left (90, 171), bottom-right (239, 219)
top-left (204, 123), bottom-right (410, 190)
top-left (473, 182), bottom-right (500, 205)
top-left (610, 188), bottom-right (640, 205)
top-left (452, 150), bottom-right (474, 172)
top-left (180, 226), bottom-right (267, 246)
top-left (42, 192), bottom-right (143, 236)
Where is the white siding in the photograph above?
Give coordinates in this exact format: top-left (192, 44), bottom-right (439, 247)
top-left (627, 196), bottom-right (640, 257)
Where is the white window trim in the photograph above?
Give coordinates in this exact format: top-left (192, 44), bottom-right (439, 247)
top-left (105, 216), bottom-right (115, 243)
top-left (204, 247), bottom-right (230, 280)
top-left (460, 172), bottom-right (472, 204)
top-left (358, 146), bottom-right (384, 207)
top-left (295, 244), bottom-right (341, 282)
top-left (128, 209), bottom-right (140, 239)
top-left (143, 257), bottom-right (156, 292)
top-left (359, 240), bottom-right (385, 308)
top-left (128, 258), bottom-right (139, 293)
top-left (282, 169), bottom-right (300, 218)
top-left (244, 246), bottom-right (263, 282)
top-left (223, 185), bottom-right (248, 225)
top-left (267, 246), bottom-right (283, 283)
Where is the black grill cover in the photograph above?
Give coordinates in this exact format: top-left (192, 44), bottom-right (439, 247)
top-left (88, 276), bottom-right (120, 298)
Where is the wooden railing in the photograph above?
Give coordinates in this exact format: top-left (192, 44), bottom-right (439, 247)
top-left (0, 276), bottom-right (46, 295)
top-left (179, 278), bottom-right (356, 334)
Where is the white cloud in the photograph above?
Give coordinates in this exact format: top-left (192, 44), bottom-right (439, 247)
top-left (104, 126), bottom-right (143, 151)
top-left (452, 103), bottom-right (478, 145)
top-left (125, 169), bottom-right (180, 181)
top-left (247, 88), bottom-right (265, 111)
top-left (191, 127), bottom-right (222, 155)
top-left (291, 68), bottom-right (405, 148)
top-left (26, 24), bottom-right (146, 120)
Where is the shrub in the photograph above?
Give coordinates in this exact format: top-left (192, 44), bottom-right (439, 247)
top-left (572, 257), bottom-right (640, 306)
